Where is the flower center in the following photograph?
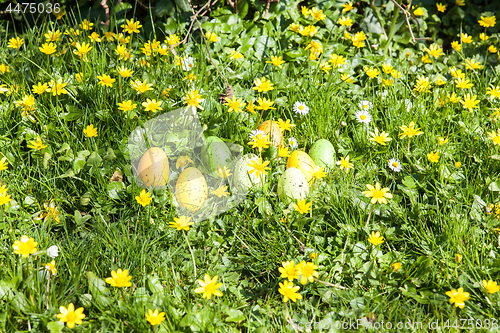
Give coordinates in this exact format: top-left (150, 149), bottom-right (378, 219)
top-left (392, 162), bottom-right (399, 167)
top-left (299, 106), bottom-right (304, 110)
top-left (360, 115), bottom-right (366, 120)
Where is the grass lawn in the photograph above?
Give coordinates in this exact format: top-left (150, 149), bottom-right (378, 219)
top-left (1, 1), bottom-right (500, 332)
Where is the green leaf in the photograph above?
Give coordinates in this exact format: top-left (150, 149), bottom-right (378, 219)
top-left (148, 276), bottom-right (164, 294)
top-left (73, 150), bottom-right (90, 174)
top-left (87, 151), bottom-right (102, 167)
top-left (61, 105), bottom-right (83, 121)
top-left (488, 181), bottom-right (500, 192)
top-left (87, 272), bottom-right (111, 307)
top-left (237, 0), bottom-right (249, 19)
top-left (107, 182), bottom-right (125, 200)
top-left (174, 0), bottom-right (190, 12)
top-left (224, 308), bottom-right (245, 322)
top-left (155, 0), bottom-right (175, 17)
top-left (47, 321), bottom-right (64, 333)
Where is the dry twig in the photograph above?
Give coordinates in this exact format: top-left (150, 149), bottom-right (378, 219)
top-left (389, 0), bottom-right (431, 43)
top-left (100, 0), bottom-right (110, 26)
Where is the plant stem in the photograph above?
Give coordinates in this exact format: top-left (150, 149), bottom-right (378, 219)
top-left (383, 0), bottom-right (401, 58)
top-left (365, 204), bottom-right (374, 228)
top-left (183, 230), bottom-right (197, 278)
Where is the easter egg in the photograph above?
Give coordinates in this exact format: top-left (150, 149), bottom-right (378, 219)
top-left (309, 139), bottom-right (336, 169)
top-left (175, 167), bottom-right (208, 212)
top-left (137, 147), bottom-right (169, 188)
top-left (278, 167), bottom-right (309, 204)
top-left (233, 153), bottom-right (266, 191)
top-left (257, 120), bottom-right (284, 147)
top-left (286, 151), bottom-right (317, 183)
top-left (201, 136), bottom-right (232, 173)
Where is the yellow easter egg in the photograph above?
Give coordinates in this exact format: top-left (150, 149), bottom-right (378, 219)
top-left (175, 167), bottom-right (208, 212)
top-left (286, 150), bottom-right (317, 183)
top-left (257, 120), bottom-right (284, 147)
top-left (137, 147), bottom-right (169, 187)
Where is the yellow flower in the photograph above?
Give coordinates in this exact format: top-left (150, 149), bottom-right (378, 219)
top-left (482, 280), bottom-right (500, 294)
top-left (450, 66), bottom-right (465, 79)
top-left (246, 100), bottom-right (256, 114)
top-left (165, 34), bottom-right (180, 46)
top-left (425, 44), bottom-right (443, 58)
top-left (337, 155), bottom-right (354, 173)
top-left (309, 253), bottom-right (318, 259)
top-left (479, 33), bottom-right (489, 41)
top-left (45, 30), bottom-right (62, 42)
top-left (102, 31), bottom-right (116, 41)
top-left (117, 67), bottom-right (134, 78)
top-left (436, 76), bottom-right (447, 85)
top-left (279, 260), bottom-right (300, 281)
top-left (277, 119), bottom-right (295, 132)
top-left (27, 137), bottom-right (48, 151)
top-left (478, 15), bottom-right (496, 28)
top-left (368, 231), bottom-right (384, 246)
top-left (328, 54), bottom-right (347, 68)
top-left (451, 41), bottom-right (462, 52)
top-left (455, 161), bottom-right (462, 168)
top-left (47, 79), bottom-right (68, 96)
top-left (135, 189), bottom-right (152, 207)
top-left (57, 303), bottom-right (86, 328)
top-left (399, 121), bottom-right (423, 138)
top-left (289, 23), bottom-right (302, 33)
top-left (427, 151), bottom-right (440, 163)
top-left (300, 25), bottom-right (318, 37)
top-left (421, 54), bottom-right (432, 63)
top-left (381, 63), bottom-right (393, 74)
top-left (169, 216), bottom-right (194, 231)
top-left (446, 287), bottom-right (469, 308)
top-left (340, 74), bottom-right (355, 83)
top-left (266, 56), bottom-right (285, 68)
top-left (301, 6), bottom-right (310, 16)
top-left (39, 42), bottom-right (57, 55)
top-left (368, 128), bottom-right (392, 145)
top-left (45, 260), bottom-right (57, 275)
top-left (461, 33), bottom-right (472, 43)
top-left (121, 19), bottom-right (142, 34)
top-left (438, 137), bottom-right (449, 145)
top-left (131, 79), bottom-right (153, 94)
top-left (12, 235), bottom-right (38, 258)
top-left (292, 199), bottom-right (311, 214)
top-left (342, 2), bottom-right (354, 13)
top-left (278, 280), bottom-right (302, 303)
top-left (142, 99), bottom-right (162, 113)
top-left (310, 7), bottom-right (326, 20)
top-left (338, 16), bottom-right (353, 26)
top-left (456, 0), bottom-right (465, 5)
top-left (455, 77), bottom-right (473, 89)
top-left (278, 146), bottom-right (290, 157)
top-left (118, 100), bottom-right (137, 112)
top-left (436, 3), bottom-right (446, 12)
top-left (0, 64), bottom-right (9, 74)
top-left (488, 129), bottom-right (500, 145)
top-left (297, 261), bottom-right (319, 285)
top-left (32, 82), bottom-right (49, 94)
top-left (73, 42), bottom-right (93, 60)
top-left (105, 268), bottom-right (132, 287)
top-left (463, 58), bottom-right (483, 70)
top-left (489, 45), bottom-right (498, 53)
top-left (305, 40), bottom-right (322, 59)
top-left (247, 133), bottom-right (271, 152)
top-left (448, 92), bottom-right (460, 103)
top-left (225, 95), bottom-right (245, 113)
top-left (255, 97), bottom-right (275, 110)
top-left (176, 156), bottom-right (193, 169)
top-left (413, 6), bottom-right (424, 16)
top-left (88, 32), bottom-right (101, 42)
top-left (460, 94), bottom-right (479, 111)
top-left (34, 200), bottom-right (60, 223)
top-left (8, 37), bottom-right (24, 49)
top-left (216, 165), bottom-right (232, 179)
top-left (145, 309), bottom-right (166, 326)
top-left (312, 166), bottom-right (326, 180)
top-left (413, 76), bottom-right (430, 92)
top-left (80, 19), bottom-right (94, 31)
top-left (487, 85), bottom-right (500, 100)
top-left (363, 66), bottom-right (380, 79)
top-left (97, 74), bottom-right (115, 87)
top-left (194, 274), bottom-right (223, 299)
top-left (247, 157), bottom-right (270, 178)
top-left (205, 31), bottom-right (219, 42)
top-left (352, 31), bottom-right (366, 48)
top-left (83, 124), bottom-right (98, 138)
top-left (252, 77), bottom-right (274, 93)
top-left (212, 185), bottom-right (229, 198)
top-left (391, 262), bottom-right (401, 271)
top-left (0, 157), bottom-right (8, 172)
top-left (363, 183), bottom-right (392, 204)
top-left (230, 50), bottom-right (244, 59)
top-left (183, 89), bottom-right (204, 110)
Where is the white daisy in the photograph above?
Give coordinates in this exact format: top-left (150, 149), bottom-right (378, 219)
top-left (355, 110), bottom-right (372, 124)
top-left (358, 100), bottom-right (372, 111)
top-left (288, 137), bottom-right (298, 149)
top-left (388, 158), bottom-right (402, 172)
top-left (293, 102), bottom-right (309, 115)
top-left (249, 129), bottom-right (265, 140)
top-left (182, 56), bottom-right (195, 71)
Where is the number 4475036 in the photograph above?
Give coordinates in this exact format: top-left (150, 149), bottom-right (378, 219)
top-left (6, 2), bottom-right (60, 14)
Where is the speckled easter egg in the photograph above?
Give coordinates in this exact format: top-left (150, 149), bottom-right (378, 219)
top-left (137, 147), bottom-right (169, 188)
top-left (175, 167), bottom-right (208, 212)
top-left (278, 167), bottom-right (309, 204)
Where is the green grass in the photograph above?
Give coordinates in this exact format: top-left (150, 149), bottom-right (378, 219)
top-left (1, 2), bottom-right (500, 332)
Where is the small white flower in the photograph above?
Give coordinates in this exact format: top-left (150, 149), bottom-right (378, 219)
top-left (47, 245), bottom-right (59, 258)
top-left (182, 56), bottom-right (195, 71)
top-left (388, 158), bottom-right (402, 172)
top-left (358, 100), bottom-right (372, 111)
top-left (249, 129), bottom-right (265, 140)
top-left (404, 99), bottom-right (412, 112)
top-left (355, 110), bottom-right (372, 124)
top-left (288, 137), bottom-right (298, 149)
top-left (293, 102), bottom-right (309, 115)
